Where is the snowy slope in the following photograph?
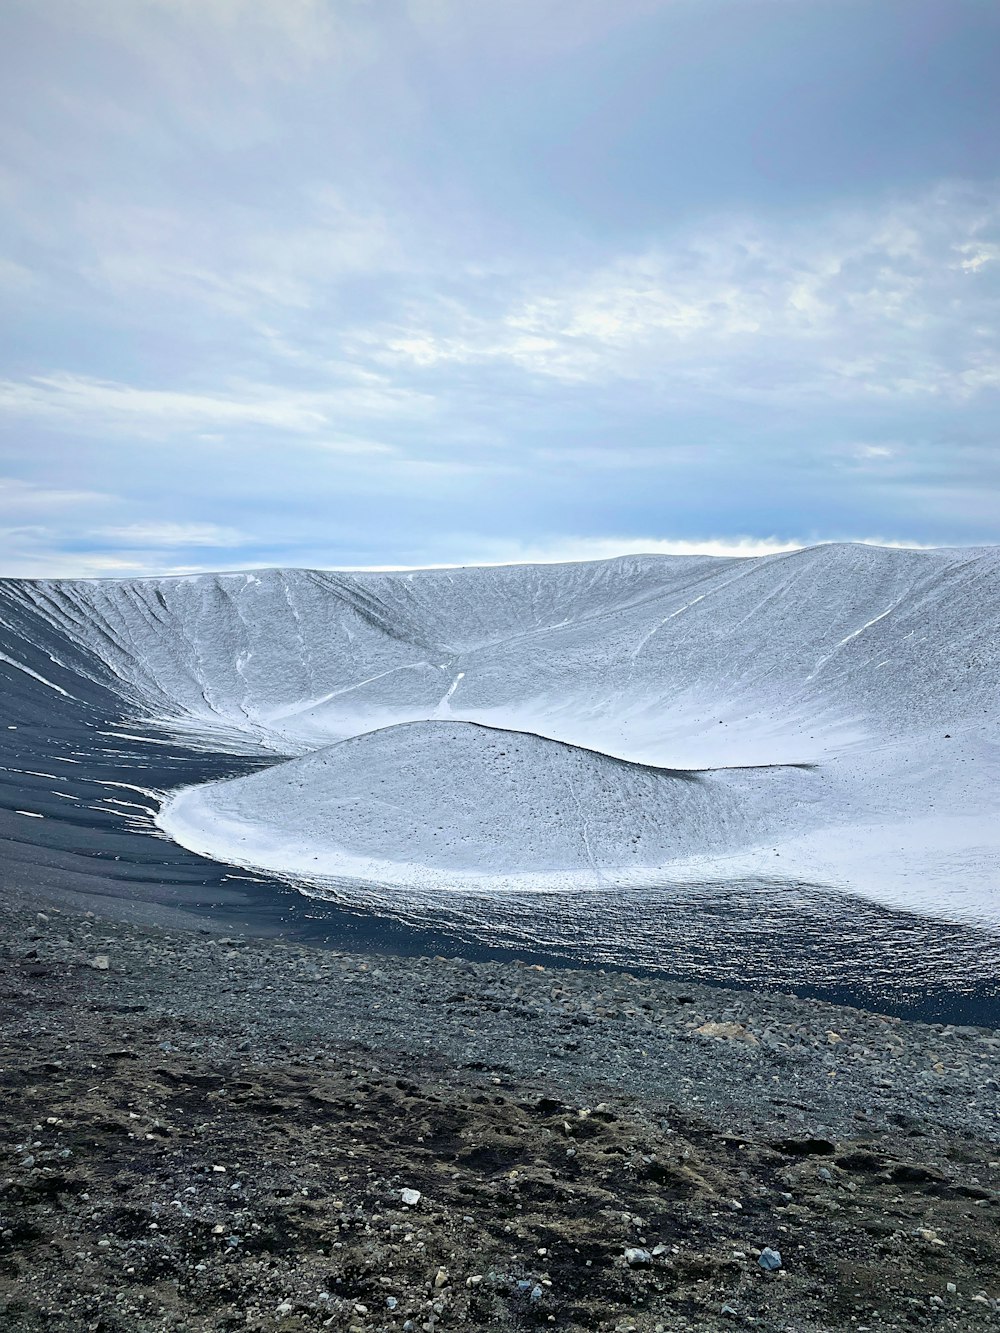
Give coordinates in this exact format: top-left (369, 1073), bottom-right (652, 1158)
top-left (3, 543), bottom-right (998, 924)
top-left (6, 544), bottom-right (995, 760)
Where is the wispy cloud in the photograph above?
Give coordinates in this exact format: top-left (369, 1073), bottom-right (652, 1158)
top-left (375, 186), bottom-right (1000, 403)
top-left (0, 547), bottom-right (248, 579)
top-left (461, 536), bottom-right (806, 564)
top-left (0, 485), bottom-right (253, 576)
top-left (333, 534), bottom-right (948, 569)
top-left (0, 374), bottom-right (427, 439)
top-left (0, 477), bottom-right (116, 510)
top-left (79, 190), bottom-right (403, 320)
top-left (92, 522), bottom-right (248, 548)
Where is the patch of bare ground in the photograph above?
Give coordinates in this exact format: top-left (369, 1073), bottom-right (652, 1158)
top-left (1, 908), bottom-right (999, 1331)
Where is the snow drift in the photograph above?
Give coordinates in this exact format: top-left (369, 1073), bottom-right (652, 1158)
top-left (161, 719), bottom-right (823, 892)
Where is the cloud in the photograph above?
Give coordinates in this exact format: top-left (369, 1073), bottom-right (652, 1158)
top-left (0, 259), bottom-right (37, 291)
top-left (0, 478), bottom-right (115, 510)
top-left (0, 375), bottom-right (319, 431)
top-left (0, 547), bottom-right (243, 579)
top-left (853, 444), bottom-right (897, 460)
top-left (0, 520), bottom-right (258, 580)
top-left (456, 536), bottom-right (806, 564)
top-left (79, 190), bottom-right (403, 321)
top-left (532, 444), bottom-right (707, 469)
top-left (0, 529), bottom-right (957, 580)
top-left (0, 374), bottom-right (428, 439)
top-left (92, 522), bottom-right (248, 548)
top-left (0, 491), bottom-right (253, 578)
top-left (955, 242), bottom-right (999, 273)
top-left (402, 0), bottom-right (679, 63)
top-left (376, 185), bottom-right (1000, 403)
top-left (1, 0), bottom-right (998, 569)
top-left (43, 0), bottom-right (353, 105)
top-left (254, 534), bottom-right (953, 570)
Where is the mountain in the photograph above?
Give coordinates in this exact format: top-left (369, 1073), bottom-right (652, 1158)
top-left (1, 543), bottom-right (997, 924)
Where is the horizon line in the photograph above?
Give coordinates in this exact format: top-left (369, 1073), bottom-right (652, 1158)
top-left (4, 537), bottom-right (996, 584)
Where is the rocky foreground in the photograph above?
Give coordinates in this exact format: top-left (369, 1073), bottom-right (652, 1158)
top-left (1, 903), bottom-right (999, 1332)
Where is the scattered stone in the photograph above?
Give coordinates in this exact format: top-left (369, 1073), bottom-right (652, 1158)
top-left (695, 1021), bottom-right (758, 1045)
top-left (2, 896), bottom-right (1000, 1333)
top-left (624, 1247), bottom-right (653, 1267)
top-left (758, 1248), bottom-right (783, 1271)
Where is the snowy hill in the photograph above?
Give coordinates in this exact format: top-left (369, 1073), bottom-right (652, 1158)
top-left (161, 718), bottom-right (821, 893)
top-left (1, 543), bottom-right (997, 924)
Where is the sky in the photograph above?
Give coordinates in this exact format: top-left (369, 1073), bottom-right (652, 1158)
top-left (1, 0), bottom-right (999, 577)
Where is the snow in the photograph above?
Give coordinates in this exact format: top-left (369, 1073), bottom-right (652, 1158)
top-left (5, 543), bottom-right (999, 927)
top-left (161, 719), bottom-right (820, 894)
top-left (0, 651), bottom-right (73, 697)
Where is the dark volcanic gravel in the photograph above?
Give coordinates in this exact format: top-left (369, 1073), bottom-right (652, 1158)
top-left (2, 901), bottom-right (999, 1332)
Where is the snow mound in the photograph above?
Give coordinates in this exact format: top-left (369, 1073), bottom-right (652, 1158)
top-left (159, 719), bottom-right (819, 892)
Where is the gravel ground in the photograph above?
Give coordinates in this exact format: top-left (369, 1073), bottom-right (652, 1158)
top-left (2, 901), bottom-right (999, 1332)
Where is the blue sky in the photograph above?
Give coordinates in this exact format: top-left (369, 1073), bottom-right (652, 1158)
top-left (1, 0), bottom-right (998, 575)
